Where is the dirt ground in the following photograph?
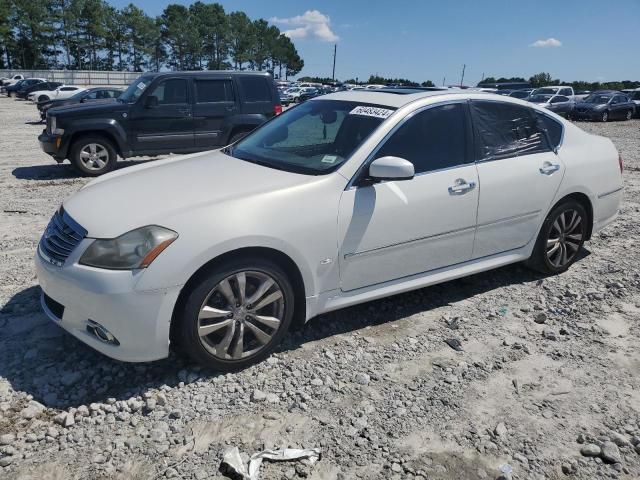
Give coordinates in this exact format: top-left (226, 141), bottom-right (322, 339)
top-left (1, 96), bottom-right (639, 480)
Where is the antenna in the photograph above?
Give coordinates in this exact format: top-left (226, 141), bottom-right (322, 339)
top-left (460, 64), bottom-right (466, 87)
top-left (332, 44), bottom-right (337, 81)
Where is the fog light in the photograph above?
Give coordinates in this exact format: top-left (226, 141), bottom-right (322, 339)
top-left (86, 320), bottom-right (120, 346)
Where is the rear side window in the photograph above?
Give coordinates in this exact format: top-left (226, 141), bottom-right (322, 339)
top-left (536, 112), bottom-right (563, 148)
top-left (374, 103), bottom-right (469, 174)
top-left (238, 76), bottom-right (272, 102)
top-left (471, 101), bottom-right (549, 159)
top-left (195, 80), bottom-right (235, 103)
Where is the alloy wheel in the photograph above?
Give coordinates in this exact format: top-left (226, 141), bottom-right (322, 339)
top-left (602, 111), bottom-right (608, 122)
top-left (546, 209), bottom-right (583, 268)
top-left (79, 143), bottom-right (109, 171)
top-left (197, 271), bottom-right (285, 360)
top-left (626, 110), bottom-right (632, 120)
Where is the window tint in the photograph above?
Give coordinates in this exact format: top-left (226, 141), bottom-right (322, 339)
top-left (632, 92), bottom-right (640, 101)
top-left (85, 91), bottom-right (99, 100)
top-left (614, 95), bottom-right (627, 103)
top-left (149, 79), bottom-right (188, 104)
top-left (536, 112), bottom-right (563, 149)
top-left (559, 88), bottom-right (572, 96)
top-left (471, 101), bottom-right (549, 159)
top-left (238, 76), bottom-right (271, 102)
top-left (551, 96), bottom-right (569, 103)
top-left (195, 80), bottom-right (234, 103)
top-left (374, 103), bottom-right (468, 174)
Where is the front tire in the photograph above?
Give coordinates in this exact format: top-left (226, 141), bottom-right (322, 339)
top-left (175, 257), bottom-right (295, 371)
top-left (70, 135), bottom-right (117, 176)
top-left (601, 111), bottom-right (609, 122)
top-left (625, 110), bottom-right (633, 121)
top-left (526, 200), bottom-right (587, 275)
top-left (38, 95), bottom-right (50, 103)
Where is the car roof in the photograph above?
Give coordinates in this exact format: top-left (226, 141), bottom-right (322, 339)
top-left (143, 71), bottom-right (273, 79)
top-left (314, 89), bottom-right (482, 108)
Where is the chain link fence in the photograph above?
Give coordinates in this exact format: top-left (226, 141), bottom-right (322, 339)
top-left (0, 69), bottom-right (142, 86)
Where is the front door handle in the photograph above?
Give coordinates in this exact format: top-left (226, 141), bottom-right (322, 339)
top-left (448, 178), bottom-right (476, 195)
top-left (539, 161), bottom-right (560, 175)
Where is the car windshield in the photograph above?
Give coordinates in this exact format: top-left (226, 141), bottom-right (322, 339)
top-left (536, 88), bottom-right (559, 95)
top-left (225, 100), bottom-right (395, 175)
top-left (119, 75), bottom-right (154, 103)
top-left (584, 94), bottom-right (612, 104)
top-left (530, 94), bottom-right (553, 103)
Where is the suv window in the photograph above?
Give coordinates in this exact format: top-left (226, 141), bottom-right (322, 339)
top-left (535, 112), bottom-right (563, 149)
top-left (195, 80), bottom-right (235, 103)
top-left (149, 79), bottom-right (188, 105)
top-left (471, 101), bottom-right (549, 159)
top-left (613, 95), bottom-right (627, 104)
top-left (238, 76), bottom-right (271, 102)
top-left (551, 96), bottom-right (569, 103)
top-left (559, 88), bottom-right (572, 96)
top-left (373, 103), bottom-right (468, 174)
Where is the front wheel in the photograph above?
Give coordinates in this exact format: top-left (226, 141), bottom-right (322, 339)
top-left (625, 110), bottom-right (633, 121)
top-left (175, 258), bottom-right (295, 371)
top-left (70, 136), bottom-right (117, 176)
top-left (38, 95), bottom-right (50, 103)
top-left (601, 111), bottom-right (609, 122)
top-left (526, 200), bottom-right (587, 275)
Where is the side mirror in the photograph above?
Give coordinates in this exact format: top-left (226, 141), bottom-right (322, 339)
top-left (144, 95), bottom-right (158, 108)
top-left (80, 97), bottom-right (88, 103)
top-left (368, 156), bottom-right (415, 182)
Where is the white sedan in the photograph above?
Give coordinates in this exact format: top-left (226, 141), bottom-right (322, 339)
top-left (35, 90), bottom-right (623, 370)
top-left (29, 85), bottom-right (86, 103)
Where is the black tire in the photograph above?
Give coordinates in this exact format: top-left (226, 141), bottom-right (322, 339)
top-left (526, 199), bottom-right (588, 275)
top-left (38, 95), bottom-right (49, 103)
top-left (228, 130), bottom-right (250, 144)
top-left (70, 135), bottom-right (117, 176)
top-left (601, 110), bottom-right (609, 122)
top-left (625, 110), bottom-right (633, 121)
top-left (175, 257), bottom-right (295, 371)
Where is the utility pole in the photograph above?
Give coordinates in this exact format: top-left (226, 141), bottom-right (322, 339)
top-left (460, 64), bottom-right (466, 87)
top-left (332, 44), bottom-right (337, 81)
top-left (442, 76), bottom-right (446, 86)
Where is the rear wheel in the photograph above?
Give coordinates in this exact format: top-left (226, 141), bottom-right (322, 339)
top-left (70, 135), bottom-right (117, 176)
top-left (175, 257), bottom-right (295, 371)
top-left (601, 111), bottom-right (609, 122)
top-left (526, 199), bottom-right (587, 275)
top-left (625, 110), bottom-right (633, 121)
top-left (38, 95), bottom-right (50, 103)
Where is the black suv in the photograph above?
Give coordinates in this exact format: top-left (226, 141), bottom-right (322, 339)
top-left (39, 71), bottom-right (282, 176)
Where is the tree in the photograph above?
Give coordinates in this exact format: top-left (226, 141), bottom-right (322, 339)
top-left (122, 4), bottom-right (156, 71)
top-left (190, 2), bottom-right (229, 70)
top-left (0, 0), bottom-right (14, 68)
top-left (422, 80), bottom-right (435, 87)
top-left (528, 72), bottom-right (553, 88)
top-left (228, 11), bottom-right (252, 70)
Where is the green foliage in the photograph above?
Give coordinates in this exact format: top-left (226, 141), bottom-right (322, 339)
top-left (0, 0), bottom-right (303, 75)
top-left (480, 72), bottom-right (640, 92)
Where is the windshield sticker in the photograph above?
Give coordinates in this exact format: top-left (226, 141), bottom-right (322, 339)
top-left (321, 155), bottom-right (338, 164)
top-left (137, 82), bottom-right (146, 90)
top-left (349, 106), bottom-right (394, 119)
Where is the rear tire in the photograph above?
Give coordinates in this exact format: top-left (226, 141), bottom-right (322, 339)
top-left (70, 135), bottom-right (117, 176)
top-left (601, 111), bottom-right (609, 122)
top-left (526, 199), bottom-right (588, 275)
top-left (175, 257), bottom-right (295, 371)
top-left (625, 110), bottom-right (633, 121)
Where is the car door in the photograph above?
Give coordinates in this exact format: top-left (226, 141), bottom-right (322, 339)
top-left (129, 77), bottom-right (194, 153)
top-left (192, 77), bottom-right (237, 148)
top-left (550, 95), bottom-right (571, 116)
top-left (337, 102), bottom-right (479, 291)
top-left (471, 100), bottom-right (564, 258)
top-left (613, 95), bottom-right (630, 119)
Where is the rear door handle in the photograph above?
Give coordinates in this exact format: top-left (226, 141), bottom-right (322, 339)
top-left (539, 161), bottom-right (560, 175)
top-left (225, 105), bottom-right (236, 112)
top-left (448, 178), bottom-right (476, 195)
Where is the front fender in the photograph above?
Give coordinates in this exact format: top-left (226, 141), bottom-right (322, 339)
top-left (65, 119), bottom-right (128, 156)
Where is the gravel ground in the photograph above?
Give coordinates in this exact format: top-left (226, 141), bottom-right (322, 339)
top-left (1, 97), bottom-right (640, 480)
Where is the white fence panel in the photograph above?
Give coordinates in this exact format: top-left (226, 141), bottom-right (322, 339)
top-left (0, 69), bottom-right (142, 86)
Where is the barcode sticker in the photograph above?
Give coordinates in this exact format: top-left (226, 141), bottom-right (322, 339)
top-left (349, 106), bottom-right (394, 119)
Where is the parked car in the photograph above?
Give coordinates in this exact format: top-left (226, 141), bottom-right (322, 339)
top-left (624, 88), bottom-right (640, 117)
top-left (298, 88), bottom-right (321, 102)
top-left (5, 78), bottom-right (46, 97)
top-left (528, 93), bottom-right (574, 117)
top-left (278, 88), bottom-right (294, 106)
top-left (533, 86), bottom-right (575, 101)
top-left (288, 87), bottom-right (317, 103)
top-left (35, 89), bottom-right (622, 370)
top-left (30, 85), bottom-right (86, 103)
top-left (38, 87), bottom-right (124, 121)
top-left (509, 89), bottom-right (533, 99)
top-left (38, 71), bottom-right (282, 175)
top-left (572, 91), bottom-right (636, 122)
top-left (17, 81), bottom-right (63, 100)
top-left (0, 74), bottom-right (24, 89)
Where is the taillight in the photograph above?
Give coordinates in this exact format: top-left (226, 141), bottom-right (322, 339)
top-left (619, 153), bottom-right (624, 173)
top-left (274, 104), bottom-right (282, 115)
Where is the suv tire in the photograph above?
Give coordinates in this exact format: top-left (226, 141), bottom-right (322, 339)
top-left (70, 135), bottom-right (117, 176)
top-left (175, 257), bottom-right (295, 371)
top-left (526, 199), bottom-right (587, 275)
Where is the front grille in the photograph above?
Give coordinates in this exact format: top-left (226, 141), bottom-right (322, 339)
top-left (39, 208), bottom-right (87, 267)
top-left (43, 293), bottom-right (64, 320)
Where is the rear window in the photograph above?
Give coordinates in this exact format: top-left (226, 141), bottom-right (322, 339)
top-left (195, 80), bottom-right (235, 103)
top-left (536, 112), bottom-right (563, 148)
top-left (238, 76), bottom-right (272, 102)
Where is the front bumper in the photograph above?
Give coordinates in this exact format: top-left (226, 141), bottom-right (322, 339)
top-left (38, 131), bottom-right (66, 160)
top-left (35, 245), bottom-right (182, 362)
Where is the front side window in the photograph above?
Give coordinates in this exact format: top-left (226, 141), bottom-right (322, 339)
top-left (195, 80), bottom-right (235, 103)
top-left (471, 101), bottom-right (549, 159)
top-left (373, 103), bottom-right (468, 174)
top-left (227, 100), bottom-right (394, 174)
top-left (148, 79), bottom-right (188, 105)
top-left (119, 75), bottom-right (154, 103)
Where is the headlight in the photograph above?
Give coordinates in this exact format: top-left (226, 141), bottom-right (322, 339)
top-left (49, 115), bottom-right (64, 135)
top-left (79, 226), bottom-right (178, 270)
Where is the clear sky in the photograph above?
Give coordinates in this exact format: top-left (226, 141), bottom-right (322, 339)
top-left (109, 0), bottom-right (640, 84)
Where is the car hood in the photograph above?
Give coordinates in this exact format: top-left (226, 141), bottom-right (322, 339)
top-left (64, 150), bottom-right (320, 238)
top-left (48, 99), bottom-right (123, 117)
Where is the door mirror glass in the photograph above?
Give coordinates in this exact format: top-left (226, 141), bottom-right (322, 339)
top-left (368, 156), bottom-right (415, 181)
top-left (145, 95), bottom-right (158, 108)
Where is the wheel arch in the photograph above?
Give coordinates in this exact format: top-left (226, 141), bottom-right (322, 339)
top-left (170, 246), bottom-right (308, 346)
top-left (552, 192), bottom-right (594, 240)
